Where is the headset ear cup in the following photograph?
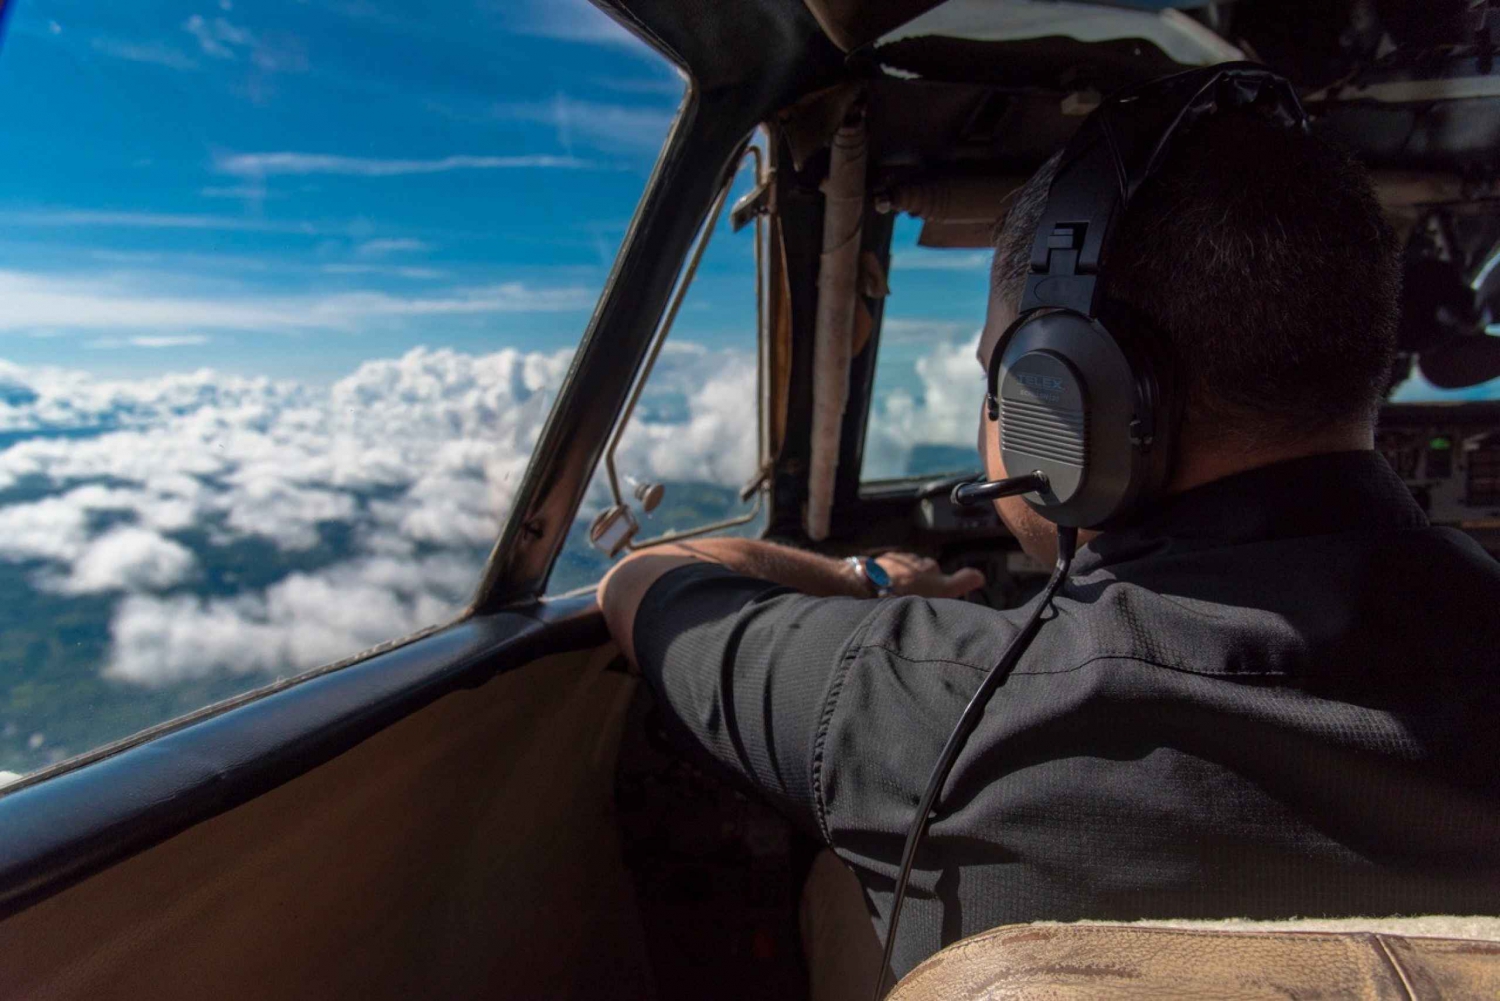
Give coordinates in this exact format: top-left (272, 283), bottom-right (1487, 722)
top-left (1096, 299), bottom-right (1180, 505)
top-left (994, 308), bottom-right (1180, 528)
top-left (985, 393), bottom-right (1000, 421)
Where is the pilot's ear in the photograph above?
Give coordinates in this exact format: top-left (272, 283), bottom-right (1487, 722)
top-left (980, 296), bottom-right (1016, 369)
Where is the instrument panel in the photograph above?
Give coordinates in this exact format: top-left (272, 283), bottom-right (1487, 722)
top-left (1378, 402), bottom-right (1500, 553)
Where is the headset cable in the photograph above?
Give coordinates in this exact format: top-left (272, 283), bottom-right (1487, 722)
top-left (871, 524), bottom-right (1078, 999)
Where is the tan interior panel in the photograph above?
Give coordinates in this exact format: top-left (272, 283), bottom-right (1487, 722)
top-left (0, 645), bottom-right (652, 1001)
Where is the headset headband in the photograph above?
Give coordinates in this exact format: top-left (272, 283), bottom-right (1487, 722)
top-left (1018, 62), bottom-right (1310, 321)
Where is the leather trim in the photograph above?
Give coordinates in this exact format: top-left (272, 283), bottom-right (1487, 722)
top-left (889, 923), bottom-right (1500, 1000)
top-left (0, 596), bottom-right (606, 920)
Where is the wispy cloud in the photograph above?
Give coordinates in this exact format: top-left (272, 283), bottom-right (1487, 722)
top-left (0, 269), bottom-right (594, 334)
top-left (357, 238), bottom-right (429, 256)
top-left (87, 335), bottom-right (212, 349)
top-left (498, 95), bottom-right (675, 155)
top-left (215, 151), bottom-right (593, 177)
top-left (508, 0), bottom-right (641, 48)
top-left (322, 264), bottom-right (445, 280)
top-left (84, 248), bottom-right (441, 281)
top-left (90, 38), bottom-right (199, 70)
top-left (3, 209), bottom-right (316, 234)
top-left (880, 319), bottom-right (975, 343)
top-left (200, 185), bottom-right (276, 200)
top-left (891, 251), bottom-right (993, 272)
top-left (181, 14), bottom-right (306, 72)
top-left (183, 14), bottom-right (250, 59)
top-left (593, 75), bottom-right (686, 97)
top-left (91, 15), bottom-right (304, 75)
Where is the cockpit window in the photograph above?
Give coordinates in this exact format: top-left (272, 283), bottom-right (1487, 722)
top-left (0, 0), bottom-right (679, 784)
top-left (861, 216), bottom-right (991, 482)
top-left (1392, 364), bottom-right (1500, 403)
top-left (548, 146), bottom-right (767, 593)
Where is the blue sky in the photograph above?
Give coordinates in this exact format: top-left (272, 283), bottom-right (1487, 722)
top-left (0, 0), bottom-right (701, 380)
top-left (0, 0), bottom-right (1486, 400)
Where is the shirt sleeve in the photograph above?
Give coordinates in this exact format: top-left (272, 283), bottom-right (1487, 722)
top-left (632, 562), bottom-right (881, 838)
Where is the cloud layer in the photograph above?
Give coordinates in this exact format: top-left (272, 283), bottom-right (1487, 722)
top-left (0, 340), bottom-right (766, 686)
top-left (862, 329), bottom-right (985, 479)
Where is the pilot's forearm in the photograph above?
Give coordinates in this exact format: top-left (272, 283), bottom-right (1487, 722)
top-left (598, 537), bottom-right (865, 667)
top-left (650, 537), bottom-right (867, 598)
top-left (600, 538), bottom-right (984, 666)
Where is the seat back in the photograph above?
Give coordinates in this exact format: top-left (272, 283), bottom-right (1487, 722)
top-left (888, 922), bottom-right (1500, 1000)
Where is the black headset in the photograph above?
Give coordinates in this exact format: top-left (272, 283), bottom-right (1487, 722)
top-left (956, 61), bottom-right (1310, 529)
top-left (877, 64), bottom-right (1311, 998)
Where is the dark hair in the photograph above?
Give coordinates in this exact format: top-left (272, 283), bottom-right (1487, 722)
top-left (992, 112), bottom-right (1400, 448)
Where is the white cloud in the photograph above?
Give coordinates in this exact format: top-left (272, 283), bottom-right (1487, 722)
top-left (863, 332), bottom-right (984, 479)
top-left (0, 340), bottom-right (777, 686)
top-left (184, 14), bottom-right (250, 59)
top-left (199, 185), bottom-right (274, 200)
top-left (0, 482), bottom-right (209, 571)
top-left (357, 238), bottom-right (429, 256)
top-left (616, 365), bottom-right (759, 488)
top-left (498, 96), bottom-right (675, 154)
top-left (0, 270), bottom-right (594, 334)
top-left (216, 151), bottom-right (592, 177)
top-left (891, 250), bottom-right (993, 271)
top-left (90, 38), bottom-right (199, 70)
top-left (105, 554), bottom-right (477, 684)
top-left (509, 0), bottom-right (643, 48)
top-left (879, 319), bottom-right (975, 343)
top-left (59, 528), bottom-right (196, 594)
top-left (322, 264), bottom-right (444, 280)
top-left (88, 335), bottom-right (211, 349)
top-left (592, 74), bottom-right (686, 97)
top-left (181, 13), bottom-right (305, 72)
top-left (1, 210), bottom-right (315, 233)
top-left (0, 492), bottom-right (93, 564)
top-left (301, 283), bottom-right (595, 320)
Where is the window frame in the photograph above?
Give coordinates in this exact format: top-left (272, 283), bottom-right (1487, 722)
top-left (594, 140), bottom-right (769, 555)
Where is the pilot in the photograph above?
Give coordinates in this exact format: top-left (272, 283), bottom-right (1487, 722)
top-left (598, 97), bottom-right (1500, 994)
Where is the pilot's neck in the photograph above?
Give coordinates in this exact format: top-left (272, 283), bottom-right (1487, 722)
top-left (1166, 423), bottom-right (1375, 495)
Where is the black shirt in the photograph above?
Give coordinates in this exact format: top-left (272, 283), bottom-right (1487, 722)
top-left (633, 451), bottom-right (1500, 978)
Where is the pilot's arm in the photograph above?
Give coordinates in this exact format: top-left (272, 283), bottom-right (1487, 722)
top-left (597, 538), bottom-right (982, 832)
top-left (599, 538), bottom-right (983, 668)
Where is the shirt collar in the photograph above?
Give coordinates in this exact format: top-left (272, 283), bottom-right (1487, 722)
top-left (1070, 450), bottom-right (1427, 576)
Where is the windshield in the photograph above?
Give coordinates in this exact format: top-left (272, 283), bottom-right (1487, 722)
top-left (0, 0), bottom-right (680, 783)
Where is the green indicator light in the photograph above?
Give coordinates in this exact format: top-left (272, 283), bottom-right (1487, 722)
top-left (1429, 437), bottom-right (1452, 451)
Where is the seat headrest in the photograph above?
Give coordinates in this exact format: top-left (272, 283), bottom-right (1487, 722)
top-left (889, 922), bottom-right (1500, 1000)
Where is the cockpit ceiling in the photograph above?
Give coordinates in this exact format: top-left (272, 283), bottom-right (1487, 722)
top-left (874, 0), bottom-right (1243, 65)
top-left (802, 0), bottom-right (1232, 52)
top-left (800, 0), bottom-right (945, 51)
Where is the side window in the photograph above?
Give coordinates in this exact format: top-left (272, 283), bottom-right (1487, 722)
top-left (0, 1), bottom-right (678, 784)
top-left (548, 148), bottom-right (767, 593)
top-left (862, 216), bottom-right (993, 482)
top-left (1389, 240), bottom-right (1500, 403)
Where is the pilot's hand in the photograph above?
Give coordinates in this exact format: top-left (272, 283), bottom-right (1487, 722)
top-left (877, 551), bottom-right (986, 599)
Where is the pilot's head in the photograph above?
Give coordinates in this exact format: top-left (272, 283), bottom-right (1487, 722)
top-left (981, 110), bottom-right (1402, 562)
